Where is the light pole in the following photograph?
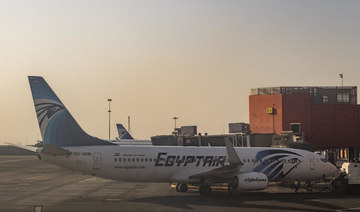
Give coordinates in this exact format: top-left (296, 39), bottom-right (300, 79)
top-left (172, 117), bottom-right (179, 131)
top-left (108, 99), bottom-right (112, 139)
top-left (339, 73), bottom-right (343, 103)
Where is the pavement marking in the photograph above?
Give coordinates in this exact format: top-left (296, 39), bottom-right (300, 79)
top-left (336, 207), bottom-right (360, 212)
top-left (105, 199), bottom-right (123, 202)
top-left (0, 158), bottom-right (34, 164)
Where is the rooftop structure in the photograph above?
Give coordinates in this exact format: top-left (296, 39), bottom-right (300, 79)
top-left (251, 86), bottom-right (357, 105)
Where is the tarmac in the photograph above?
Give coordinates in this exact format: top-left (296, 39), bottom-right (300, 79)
top-left (1, 155), bottom-right (360, 212)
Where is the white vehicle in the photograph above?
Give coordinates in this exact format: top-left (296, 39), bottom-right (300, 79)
top-left (26, 76), bottom-right (337, 195)
top-left (341, 162), bottom-right (360, 193)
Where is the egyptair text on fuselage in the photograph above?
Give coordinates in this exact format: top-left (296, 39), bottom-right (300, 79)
top-left (155, 152), bottom-right (227, 167)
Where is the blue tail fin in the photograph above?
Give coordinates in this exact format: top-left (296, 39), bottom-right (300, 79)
top-left (29, 76), bottom-right (115, 146)
top-left (116, 124), bottom-right (134, 139)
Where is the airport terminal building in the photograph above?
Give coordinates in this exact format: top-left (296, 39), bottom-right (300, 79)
top-left (249, 86), bottom-right (360, 161)
top-left (152, 86), bottom-right (360, 162)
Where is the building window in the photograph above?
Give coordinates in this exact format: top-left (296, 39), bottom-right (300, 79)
top-left (322, 96), bottom-right (328, 103)
top-left (337, 93), bottom-right (349, 103)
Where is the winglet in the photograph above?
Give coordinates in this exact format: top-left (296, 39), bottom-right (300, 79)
top-left (225, 138), bottom-right (243, 166)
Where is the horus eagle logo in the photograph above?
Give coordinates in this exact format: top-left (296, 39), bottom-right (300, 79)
top-left (34, 99), bottom-right (65, 134)
top-left (253, 149), bottom-right (303, 181)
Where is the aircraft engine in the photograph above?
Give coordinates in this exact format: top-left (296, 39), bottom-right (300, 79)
top-left (231, 172), bottom-right (268, 191)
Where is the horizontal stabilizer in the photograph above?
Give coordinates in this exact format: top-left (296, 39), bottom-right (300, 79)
top-left (41, 144), bottom-right (70, 156)
top-left (5, 142), bottom-right (37, 152)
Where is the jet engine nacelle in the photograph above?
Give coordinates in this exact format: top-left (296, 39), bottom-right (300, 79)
top-left (235, 172), bottom-right (268, 191)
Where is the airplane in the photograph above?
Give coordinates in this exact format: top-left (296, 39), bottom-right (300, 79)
top-left (110, 124), bottom-right (152, 145)
top-left (25, 76), bottom-right (337, 195)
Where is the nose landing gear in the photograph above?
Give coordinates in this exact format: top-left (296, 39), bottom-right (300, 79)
top-left (175, 183), bottom-right (188, 193)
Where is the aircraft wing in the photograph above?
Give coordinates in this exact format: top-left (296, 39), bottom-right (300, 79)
top-left (189, 164), bottom-right (242, 180)
top-left (189, 139), bottom-right (244, 181)
top-left (5, 142), bottom-right (38, 152)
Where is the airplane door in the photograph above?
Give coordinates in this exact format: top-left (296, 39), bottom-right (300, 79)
top-left (308, 155), bottom-right (315, 171)
top-left (93, 152), bottom-right (101, 170)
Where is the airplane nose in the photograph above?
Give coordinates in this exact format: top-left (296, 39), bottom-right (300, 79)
top-left (327, 162), bottom-right (338, 176)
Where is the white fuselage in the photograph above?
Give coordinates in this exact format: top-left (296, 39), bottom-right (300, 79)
top-left (39, 145), bottom-right (336, 183)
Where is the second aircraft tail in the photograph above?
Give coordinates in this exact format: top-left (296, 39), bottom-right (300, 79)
top-left (116, 124), bottom-right (134, 139)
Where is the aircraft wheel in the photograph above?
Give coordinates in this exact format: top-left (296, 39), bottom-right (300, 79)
top-left (227, 184), bottom-right (235, 195)
top-left (176, 183), bottom-right (181, 192)
top-left (199, 185), bottom-right (212, 196)
top-left (176, 183), bottom-right (188, 192)
top-left (179, 183), bottom-right (188, 192)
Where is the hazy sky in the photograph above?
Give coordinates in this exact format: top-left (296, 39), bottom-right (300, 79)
top-left (1, 1), bottom-right (359, 145)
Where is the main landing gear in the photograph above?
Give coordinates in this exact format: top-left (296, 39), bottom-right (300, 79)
top-left (199, 184), bottom-right (212, 196)
top-left (175, 183), bottom-right (212, 196)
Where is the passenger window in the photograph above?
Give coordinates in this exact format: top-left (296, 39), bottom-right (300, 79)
top-left (145, 158), bottom-right (148, 162)
top-left (243, 159), bottom-right (246, 163)
top-left (141, 158), bottom-right (144, 162)
top-left (136, 158), bottom-right (139, 162)
top-left (132, 158), bottom-right (135, 162)
top-left (252, 159), bottom-right (254, 163)
top-left (114, 158), bottom-right (117, 162)
top-left (127, 158), bottom-right (130, 162)
top-left (119, 158), bottom-right (122, 162)
top-left (149, 158), bottom-right (152, 162)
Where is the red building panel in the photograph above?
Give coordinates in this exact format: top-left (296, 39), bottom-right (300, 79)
top-left (311, 105), bottom-right (360, 149)
top-left (311, 124), bottom-right (336, 149)
top-left (249, 94), bottom-right (282, 134)
top-left (311, 105), bottom-right (335, 124)
top-left (249, 94), bottom-right (360, 149)
top-left (282, 94), bottom-right (312, 141)
top-left (334, 105), bottom-right (358, 124)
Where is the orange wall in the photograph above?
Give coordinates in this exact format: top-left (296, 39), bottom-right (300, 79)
top-left (249, 94), bottom-right (283, 134)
